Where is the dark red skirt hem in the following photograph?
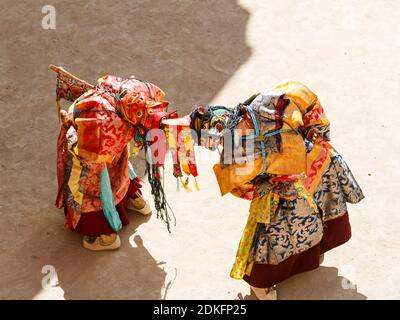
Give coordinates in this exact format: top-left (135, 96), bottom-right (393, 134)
top-left (243, 212), bottom-right (352, 288)
top-left (65, 178), bottom-right (142, 236)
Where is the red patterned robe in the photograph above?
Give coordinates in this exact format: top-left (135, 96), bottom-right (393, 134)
top-left (55, 75), bottom-right (167, 236)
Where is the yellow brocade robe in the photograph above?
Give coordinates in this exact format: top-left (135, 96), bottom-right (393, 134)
top-left (212, 80), bottom-right (339, 279)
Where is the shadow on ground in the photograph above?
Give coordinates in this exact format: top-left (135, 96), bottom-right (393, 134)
top-left (2, 211), bottom-right (174, 300)
top-left (0, 0), bottom-right (250, 299)
top-left (237, 266), bottom-right (367, 300)
top-left (41, 214), bottom-right (170, 300)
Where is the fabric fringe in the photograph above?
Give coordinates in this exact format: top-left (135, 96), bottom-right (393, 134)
top-left (145, 150), bottom-right (175, 232)
top-left (194, 176), bottom-right (200, 191)
top-left (176, 176), bottom-right (200, 192)
top-left (179, 177), bottom-right (192, 192)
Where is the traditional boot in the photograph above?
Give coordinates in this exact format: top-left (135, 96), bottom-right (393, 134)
top-left (127, 192), bottom-right (152, 215)
top-left (250, 285), bottom-right (278, 300)
top-left (82, 233), bottom-right (121, 251)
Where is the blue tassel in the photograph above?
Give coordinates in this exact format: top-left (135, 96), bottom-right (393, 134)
top-left (100, 166), bottom-right (122, 232)
top-left (128, 161), bottom-right (136, 180)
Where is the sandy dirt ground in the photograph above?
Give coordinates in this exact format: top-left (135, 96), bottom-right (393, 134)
top-left (0, 0), bottom-right (399, 300)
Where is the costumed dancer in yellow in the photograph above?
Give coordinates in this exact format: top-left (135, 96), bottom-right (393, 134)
top-left (189, 80), bottom-right (364, 299)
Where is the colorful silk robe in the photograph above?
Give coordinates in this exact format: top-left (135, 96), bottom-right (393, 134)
top-left (56, 75), bottom-right (167, 230)
top-left (210, 80), bottom-right (364, 279)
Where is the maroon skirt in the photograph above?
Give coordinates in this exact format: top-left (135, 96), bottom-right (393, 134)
top-left (65, 178), bottom-right (142, 236)
top-left (243, 212), bottom-right (352, 288)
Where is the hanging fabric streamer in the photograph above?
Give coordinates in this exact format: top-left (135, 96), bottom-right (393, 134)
top-left (128, 160), bottom-right (137, 180)
top-left (162, 116), bottom-right (199, 192)
top-left (100, 166), bottom-right (122, 232)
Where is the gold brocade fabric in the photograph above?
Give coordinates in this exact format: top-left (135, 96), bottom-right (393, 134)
top-left (213, 80), bottom-right (329, 197)
top-left (230, 192), bottom-right (280, 279)
top-left (213, 158), bottom-right (265, 196)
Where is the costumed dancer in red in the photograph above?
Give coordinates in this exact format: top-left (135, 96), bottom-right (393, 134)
top-left (51, 66), bottom-right (176, 251)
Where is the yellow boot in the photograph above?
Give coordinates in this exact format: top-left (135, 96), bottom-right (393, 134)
top-left (127, 192), bottom-right (152, 216)
top-left (82, 233), bottom-right (121, 251)
top-left (250, 286), bottom-right (278, 300)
